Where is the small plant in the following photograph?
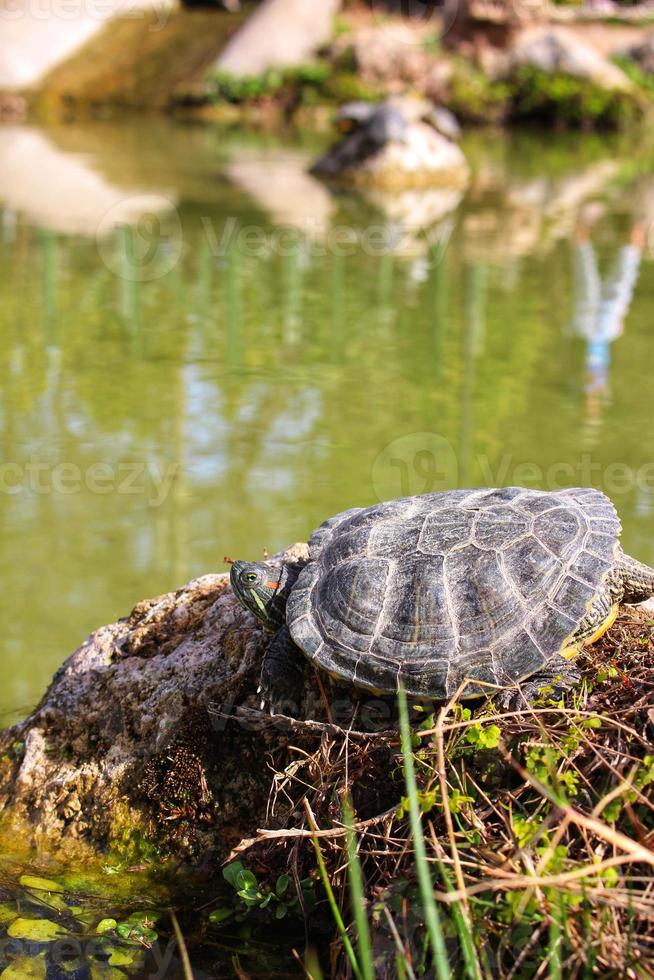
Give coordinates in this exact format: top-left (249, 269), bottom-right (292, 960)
top-left (613, 54), bottom-right (654, 97)
top-left (510, 67), bottom-right (644, 129)
top-left (211, 861), bottom-right (314, 924)
top-left (447, 61), bottom-right (511, 124)
top-left (204, 61), bottom-right (380, 109)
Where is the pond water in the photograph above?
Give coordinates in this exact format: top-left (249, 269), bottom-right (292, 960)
top-left (1, 117), bottom-right (654, 726)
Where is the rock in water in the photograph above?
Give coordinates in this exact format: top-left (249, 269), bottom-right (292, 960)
top-left (0, 545), bottom-right (321, 862)
top-left (311, 100), bottom-right (469, 190)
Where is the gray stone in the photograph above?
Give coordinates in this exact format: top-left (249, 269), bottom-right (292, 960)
top-left (312, 100), bottom-right (469, 190)
top-left (508, 26), bottom-right (634, 92)
top-left (627, 32), bottom-right (654, 76)
top-left (216, 0), bottom-right (341, 77)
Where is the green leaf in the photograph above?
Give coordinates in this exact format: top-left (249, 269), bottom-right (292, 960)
top-left (276, 874), bottom-right (290, 897)
top-left (223, 861), bottom-right (258, 893)
top-left (481, 724), bottom-right (501, 748)
top-left (209, 907), bottom-right (233, 924)
top-left (108, 949), bottom-right (136, 967)
top-left (96, 918), bottom-right (118, 935)
top-left (18, 875), bottom-right (64, 893)
top-left (7, 918), bottom-right (68, 942)
top-left (0, 904), bottom-right (18, 924)
top-left (603, 799), bottom-right (622, 822)
top-left (275, 904), bottom-right (288, 919)
top-left (115, 921), bottom-right (158, 945)
top-left (0, 954), bottom-right (48, 979)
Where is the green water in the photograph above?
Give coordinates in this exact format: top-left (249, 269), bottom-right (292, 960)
top-left (1, 118), bottom-right (654, 723)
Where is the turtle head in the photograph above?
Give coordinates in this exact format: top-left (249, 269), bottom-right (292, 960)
top-left (230, 560), bottom-right (299, 633)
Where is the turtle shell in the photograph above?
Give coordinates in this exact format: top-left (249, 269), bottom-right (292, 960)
top-left (286, 487), bottom-right (621, 699)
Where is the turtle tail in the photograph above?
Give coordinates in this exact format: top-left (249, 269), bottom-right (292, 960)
top-left (616, 548), bottom-right (654, 604)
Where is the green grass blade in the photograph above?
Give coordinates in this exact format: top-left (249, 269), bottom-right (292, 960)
top-left (398, 687), bottom-right (451, 980)
top-left (547, 889), bottom-right (563, 980)
top-left (435, 859), bottom-right (484, 980)
top-left (342, 796), bottom-right (375, 980)
top-left (169, 909), bottom-right (194, 980)
top-left (305, 804), bottom-right (364, 980)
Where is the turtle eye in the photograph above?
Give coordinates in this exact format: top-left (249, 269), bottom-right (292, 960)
top-left (241, 572), bottom-right (259, 585)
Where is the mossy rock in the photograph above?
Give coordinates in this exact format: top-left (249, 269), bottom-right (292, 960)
top-left (34, 9), bottom-right (249, 113)
top-left (447, 61), bottom-right (511, 124)
top-left (509, 66), bottom-right (647, 129)
top-left (201, 62), bottom-right (381, 109)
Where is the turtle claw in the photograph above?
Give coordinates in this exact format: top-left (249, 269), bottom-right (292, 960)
top-left (256, 684), bottom-right (262, 695)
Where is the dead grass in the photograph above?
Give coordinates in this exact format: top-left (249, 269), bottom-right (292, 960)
top-left (227, 608), bottom-right (654, 978)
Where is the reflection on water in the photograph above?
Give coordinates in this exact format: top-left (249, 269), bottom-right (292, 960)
top-left (1, 119), bottom-right (654, 719)
top-left (569, 210), bottom-right (644, 443)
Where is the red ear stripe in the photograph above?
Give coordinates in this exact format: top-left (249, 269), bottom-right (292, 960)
top-left (264, 579), bottom-right (280, 590)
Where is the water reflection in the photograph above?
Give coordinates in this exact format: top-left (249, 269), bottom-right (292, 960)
top-left (569, 209), bottom-right (644, 443)
top-left (0, 120), bottom-right (654, 718)
top-left (0, 126), bottom-right (176, 235)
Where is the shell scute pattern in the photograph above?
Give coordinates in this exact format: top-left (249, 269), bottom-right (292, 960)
top-left (503, 537), bottom-right (562, 601)
top-left (573, 551), bottom-right (615, 587)
top-left (286, 488), bottom-right (621, 699)
top-left (418, 509), bottom-right (476, 554)
top-left (444, 545), bottom-right (519, 654)
top-left (472, 507), bottom-right (531, 550)
top-left (371, 556), bottom-right (455, 660)
top-left (369, 516), bottom-right (425, 559)
top-left (533, 508), bottom-right (581, 557)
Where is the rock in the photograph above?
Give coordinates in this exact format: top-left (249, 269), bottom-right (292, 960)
top-left (335, 24), bottom-right (433, 91)
top-left (425, 105), bottom-right (462, 141)
top-left (627, 32), bottom-right (654, 76)
top-left (0, 94), bottom-right (27, 121)
top-left (508, 26), bottom-right (634, 92)
top-left (216, 0), bottom-right (341, 77)
top-left (0, 0), bottom-right (174, 91)
top-left (0, 544), bottom-right (332, 861)
top-left (312, 101), bottom-right (469, 190)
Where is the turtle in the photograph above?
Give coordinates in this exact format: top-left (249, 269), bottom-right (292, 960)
top-left (311, 102), bottom-right (408, 178)
top-left (310, 98), bottom-right (462, 180)
top-left (230, 487), bottom-right (654, 714)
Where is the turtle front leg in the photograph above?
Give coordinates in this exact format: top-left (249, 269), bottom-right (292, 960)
top-left (500, 657), bottom-right (582, 711)
top-left (617, 549), bottom-right (654, 604)
top-left (260, 626), bottom-right (306, 717)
